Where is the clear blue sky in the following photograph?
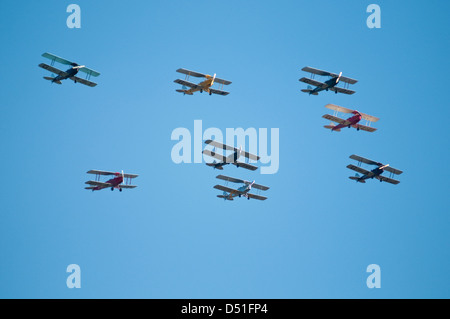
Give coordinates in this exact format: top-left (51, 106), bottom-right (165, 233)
top-left (0, 0), bottom-right (449, 298)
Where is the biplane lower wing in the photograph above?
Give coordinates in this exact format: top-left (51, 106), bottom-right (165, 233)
top-left (330, 86), bottom-right (356, 95)
top-left (376, 175), bottom-right (400, 185)
top-left (354, 123), bottom-right (377, 132)
top-left (246, 193), bottom-right (268, 201)
top-left (39, 63), bottom-right (68, 77)
top-left (209, 88), bottom-right (230, 96)
top-left (174, 79), bottom-right (200, 89)
top-left (118, 184), bottom-right (137, 189)
top-left (70, 76), bottom-right (97, 87)
top-left (233, 161), bottom-right (258, 171)
top-left (214, 184), bottom-right (239, 195)
top-left (299, 77), bottom-right (325, 88)
top-left (322, 114), bottom-right (349, 126)
top-left (85, 180), bottom-right (112, 187)
top-left (346, 164), bottom-right (371, 176)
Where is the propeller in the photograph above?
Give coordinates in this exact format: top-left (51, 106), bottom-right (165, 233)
top-left (72, 65), bottom-right (86, 70)
top-left (211, 73), bottom-right (216, 85)
top-left (336, 72), bottom-right (342, 84)
top-left (249, 181), bottom-right (255, 190)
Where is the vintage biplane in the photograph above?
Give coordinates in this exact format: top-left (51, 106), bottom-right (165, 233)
top-left (85, 170), bottom-right (138, 191)
top-left (38, 52), bottom-right (100, 87)
top-left (323, 104), bottom-right (379, 132)
top-left (299, 66), bottom-right (357, 95)
top-left (202, 139), bottom-right (260, 171)
top-left (174, 68), bottom-right (231, 96)
top-left (347, 155), bottom-right (403, 185)
top-left (214, 175), bottom-right (269, 201)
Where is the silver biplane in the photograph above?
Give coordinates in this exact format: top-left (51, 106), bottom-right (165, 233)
top-left (214, 175), bottom-right (269, 201)
top-left (202, 140), bottom-right (260, 171)
top-left (174, 68), bottom-right (231, 96)
top-left (299, 66), bottom-right (357, 95)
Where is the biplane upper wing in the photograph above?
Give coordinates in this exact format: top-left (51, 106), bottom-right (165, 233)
top-left (301, 67), bottom-right (358, 84)
top-left (322, 114), bottom-right (349, 126)
top-left (209, 88), bottom-right (230, 96)
top-left (246, 193), bottom-right (268, 201)
top-left (349, 155), bottom-right (380, 166)
top-left (330, 86), bottom-right (356, 95)
top-left (346, 164), bottom-right (371, 176)
top-left (203, 149), bottom-right (227, 163)
top-left (70, 76), bottom-right (97, 87)
top-left (233, 161), bottom-right (258, 171)
top-left (204, 140), bottom-right (260, 161)
top-left (123, 173), bottom-right (139, 179)
top-left (87, 169), bottom-right (117, 176)
top-left (174, 78), bottom-right (201, 89)
top-left (78, 67), bottom-right (100, 77)
top-left (42, 53), bottom-right (73, 65)
top-left (353, 123), bottom-right (377, 132)
top-left (213, 77), bottom-right (232, 85)
top-left (176, 68), bottom-right (207, 78)
top-left (360, 113), bottom-right (380, 123)
top-left (376, 175), bottom-right (400, 185)
top-left (384, 166), bottom-right (403, 175)
top-left (85, 180), bottom-right (112, 187)
top-left (325, 104), bottom-right (353, 114)
top-left (299, 77), bottom-right (325, 88)
top-left (39, 63), bottom-right (69, 77)
top-left (214, 184), bottom-right (240, 195)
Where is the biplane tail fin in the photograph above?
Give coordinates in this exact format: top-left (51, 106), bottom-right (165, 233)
top-left (301, 86), bottom-right (318, 95)
top-left (349, 174), bottom-right (365, 183)
top-left (43, 76), bottom-right (62, 84)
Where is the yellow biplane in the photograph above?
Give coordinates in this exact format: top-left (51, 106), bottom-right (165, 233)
top-left (174, 68), bottom-right (232, 96)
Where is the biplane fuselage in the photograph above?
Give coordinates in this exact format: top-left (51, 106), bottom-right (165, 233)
top-left (331, 111), bottom-right (362, 131)
top-left (354, 165), bottom-right (388, 183)
top-left (51, 67), bottom-right (79, 83)
top-left (221, 184), bottom-right (253, 201)
top-left (91, 174), bottom-right (123, 191)
top-left (182, 76), bottom-right (215, 95)
top-left (309, 77), bottom-right (340, 94)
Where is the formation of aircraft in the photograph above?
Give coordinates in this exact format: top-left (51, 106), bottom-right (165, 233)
top-left (322, 104), bottom-right (379, 132)
top-left (85, 170), bottom-right (138, 191)
top-left (174, 68), bottom-right (232, 96)
top-left (51, 58), bottom-right (400, 194)
top-left (347, 155), bottom-right (403, 185)
top-left (213, 175), bottom-right (269, 201)
top-left (202, 139), bottom-right (260, 171)
top-left (38, 53), bottom-right (100, 87)
top-left (299, 66), bottom-right (357, 95)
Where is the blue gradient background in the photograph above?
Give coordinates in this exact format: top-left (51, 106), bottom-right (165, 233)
top-left (0, 0), bottom-right (448, 298)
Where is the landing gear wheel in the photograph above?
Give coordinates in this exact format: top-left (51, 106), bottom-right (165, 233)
top-left (119, 188), bottom-right (122, 192)
top-left (111, 187), bottom-right (114, 191)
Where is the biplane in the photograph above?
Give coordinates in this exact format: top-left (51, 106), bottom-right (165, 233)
top-left (38, 53), bottom-right (100, 87)
top-left (299, 66), bottom-right (357, 95)
top-left (323, 104), bottom-right (379, 132)
top-left (202, 139), bottom-right (260, 171)
top-left (85, 170), bottom-right (138, 191)
top-left (213, 175), bottom-right (269, 201)
top-left (347, 155), bottom-right (403, 185)
top-left (174, 68), bottom-right (231, 96)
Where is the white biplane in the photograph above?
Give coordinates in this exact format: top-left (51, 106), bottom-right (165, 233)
top-left (174, 68), bottom-right (231, 96)
top-left (202, 140), bottom-right (260, 171)
top-left (214, 175), bottom-right (269, 201)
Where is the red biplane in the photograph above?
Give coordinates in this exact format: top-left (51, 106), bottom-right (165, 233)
top-left (84, 170), bottom-right (138, 192)
top-left (322, 104), bottom-right (379, 132)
